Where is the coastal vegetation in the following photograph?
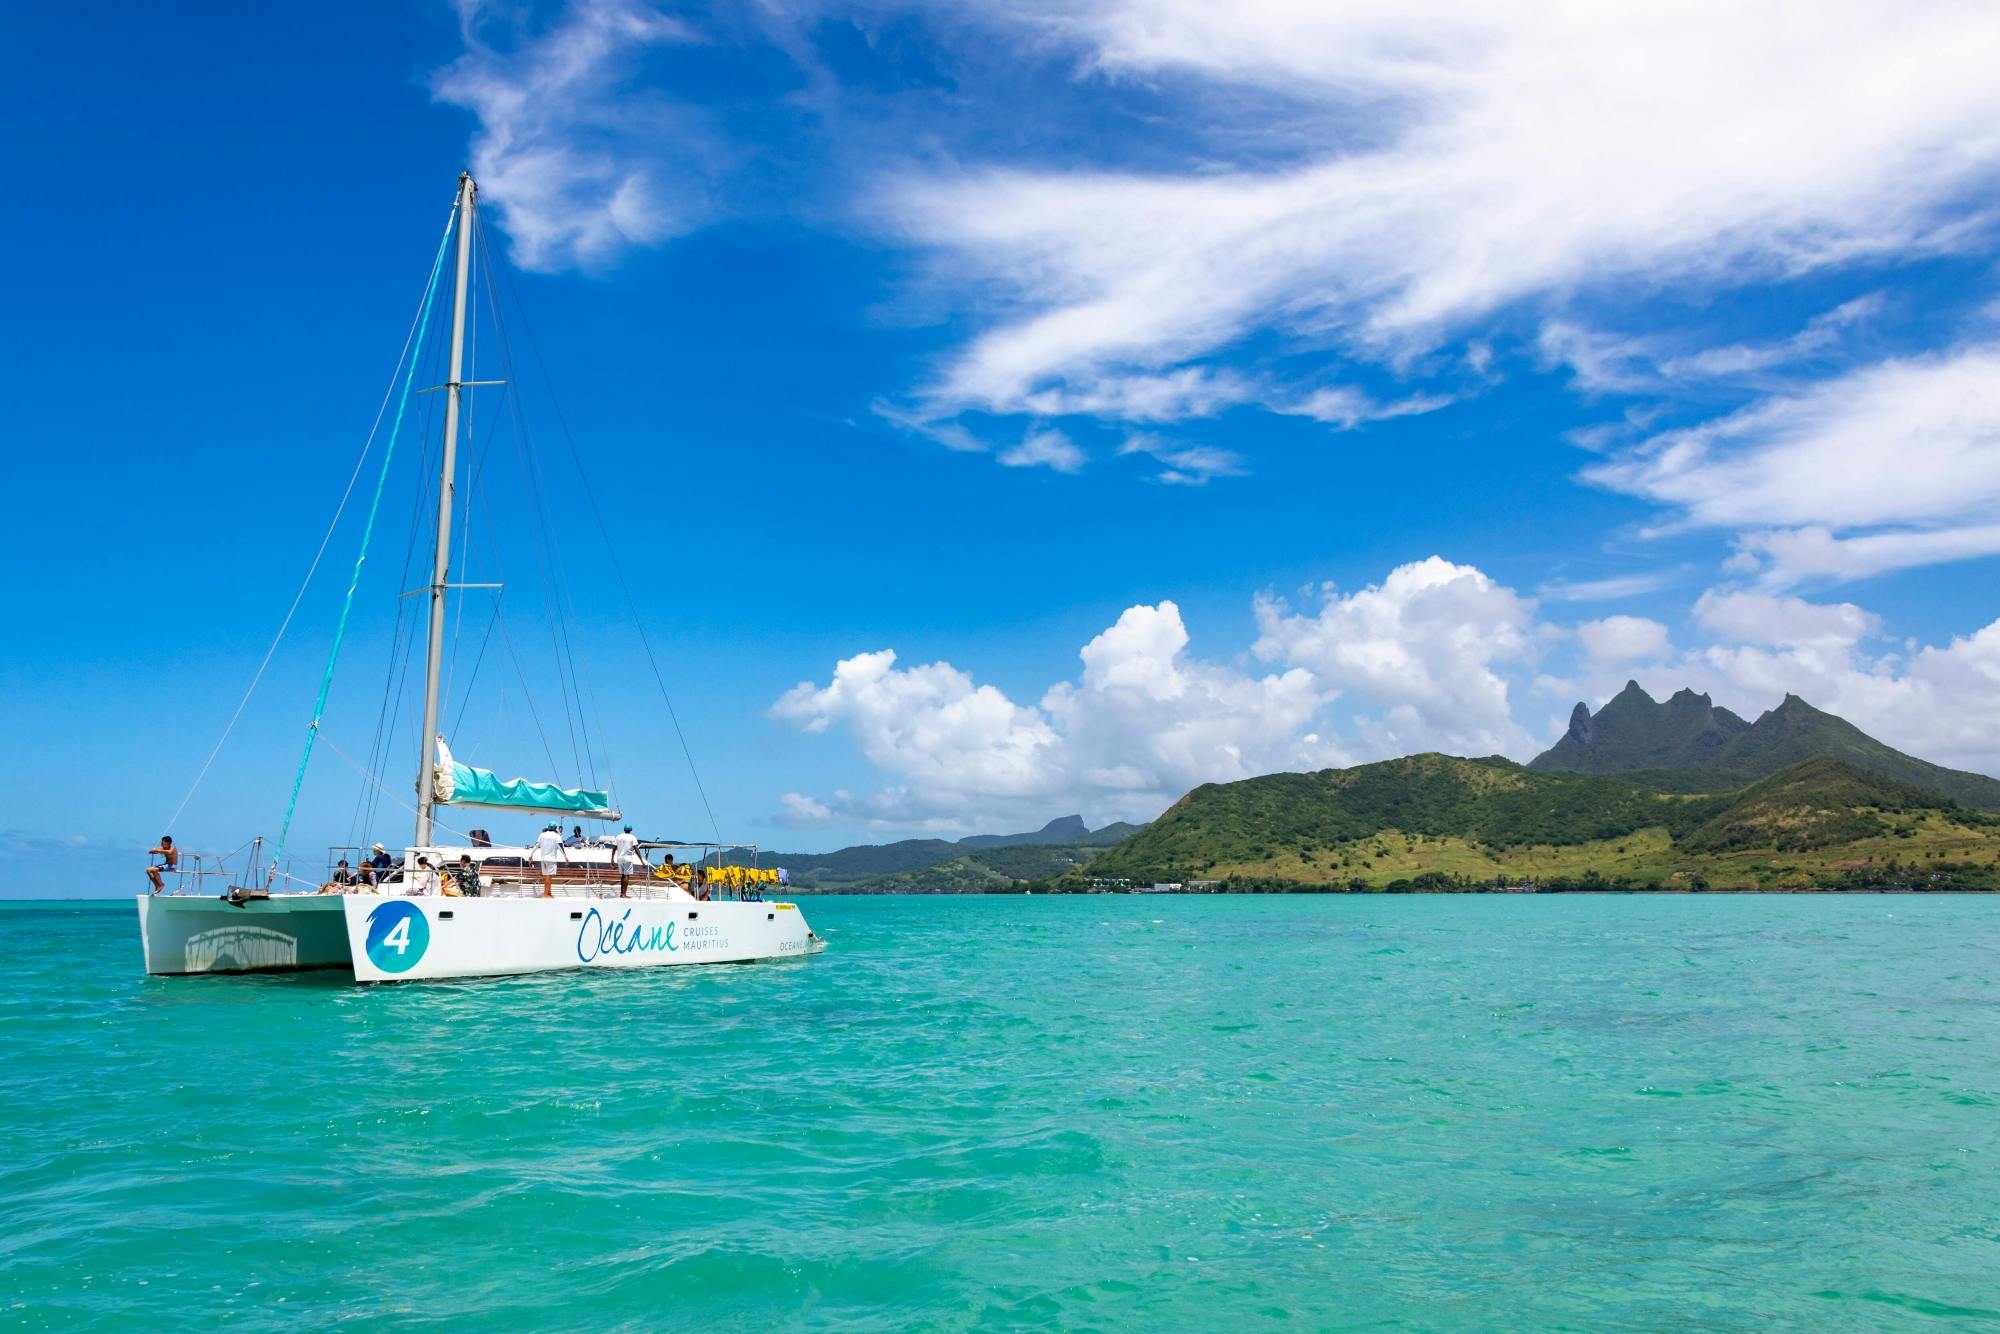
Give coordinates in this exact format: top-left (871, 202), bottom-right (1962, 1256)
top-left (766, 688), bottom-right (2000, 893)
top-left (1074, 755), bottom-right (2000, 892)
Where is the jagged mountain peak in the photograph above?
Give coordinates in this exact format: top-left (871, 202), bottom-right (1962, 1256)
top-left (1529, 684), bottom-right (2000, 811)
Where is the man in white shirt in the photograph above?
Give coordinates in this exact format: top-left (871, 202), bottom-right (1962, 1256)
top-left (406, 855), bottom-right (441, 896)
top-left (532, 823), bottom-right (566, 899)
top-left (611, 824), bottom-right (646, 897)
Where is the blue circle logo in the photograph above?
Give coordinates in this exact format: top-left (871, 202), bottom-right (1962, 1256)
top-left (364, 901), bottom-right (430, 974)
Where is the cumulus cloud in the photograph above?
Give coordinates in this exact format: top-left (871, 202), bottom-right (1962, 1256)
top-left (777, 791), bottom-right (835, 825)
top-left (772, 649), bottom-right (1061, 811)
top-left (779, 558), bottom-right (2000, 832)
top-left (1251, 557), bottom-right (1547, 758)
top-left (1578, 615), bottom-right (1672, 664)
top-left (434, 0), bottom-right (710, 271)
top-left (894, 1), bottom-right (2000, 428)
top-left (773, 600), bottom-right (1339, 828)
top-left (1587, 342), bottom-right (2000, 585)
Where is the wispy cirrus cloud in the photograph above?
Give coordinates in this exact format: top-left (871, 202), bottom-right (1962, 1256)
top-left (1117, 434), bottom-right (1245, 485)
top-left (434, 0), bottom-right (711, 272)
top-left (998, 427), bottom-right (1087, 473)
top-left (1586, 341), bottom-right (2000, 586)
top-left (889, 1), bottom-right (2000, 438)
top-left (1537, 569), bottom-right (1687, 604)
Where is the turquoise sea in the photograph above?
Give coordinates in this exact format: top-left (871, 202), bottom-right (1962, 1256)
top-left (3, 895), bottom-right (1997, 1330)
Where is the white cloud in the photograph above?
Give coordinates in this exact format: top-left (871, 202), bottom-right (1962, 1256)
top-left (1693, 589), bottom-right (1877, 648)
top-left (1578, 615), bottom-right (1671, 664)
top-left (435, 0), bottom-right (709, 272)
top-left (997, 427), bottom-right (1086, 473)
top-left (1657, 295), bottom-right (1885, 380)
top-left (1251, 557), bottom-right (1546, 758)
top-left (778, 558), bottom-right (2000, 830)
top-left (773, 600), bottom-right (1339, 828)
top-left (1587, 342), bottom-right (2000, 584)
top-left (777, 791), bottom-right (834, 825)
top-left (773, 648), bottom-right (1060, 803)
top-left (1278, 386), bottom-right (1453, 429)
top-left (893, 1), bottom-right (2000, 425)
top-left (1545, 296), bottom-right (1888, 393)
top-left (1537, 569), bottom-right (1684, 603)
top-left (1118, 434), bottom-right (1246, 485)
top-left (1730, 524), bottom-right (2000, 587)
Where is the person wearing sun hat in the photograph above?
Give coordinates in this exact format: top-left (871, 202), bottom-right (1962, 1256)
top-left (366, 842), bottom-right (395, 887)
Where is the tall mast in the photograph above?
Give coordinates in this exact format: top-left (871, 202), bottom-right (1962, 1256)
top-left (414, 172), bottom-right (476, 848)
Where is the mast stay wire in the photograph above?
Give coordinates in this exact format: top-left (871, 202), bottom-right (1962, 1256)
top-left (494, 302), bottom-right (594, 789)
top-left (351, 285), bottom-right (455, 845)
top-left (162, 206), bottom-right (458, 835)
top-left (467, 465), bottom-right (567, 780)
top-left (273, 199), bottom-right (457, 862)
top-left (474, 205), bottom-right (717, 840)
top-left (471, 218), bottom-right (614, 802)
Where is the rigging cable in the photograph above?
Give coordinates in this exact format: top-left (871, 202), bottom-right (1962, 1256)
top-left (475, 206), bottom-right (719, 840)
top-left (473, 219), bottom-right (612, 798)
top-left (273, 198), bottom-right (457, 862)
top-left (353, 318), bottom-right (468, 843)
top-left (161, 207), bottom-right (457, 835)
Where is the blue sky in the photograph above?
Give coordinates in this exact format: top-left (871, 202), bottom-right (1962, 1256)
top-left (7, 0), bottom-right (2000, 893)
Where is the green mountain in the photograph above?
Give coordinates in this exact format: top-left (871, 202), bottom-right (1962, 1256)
top-left (1534, 682), bottom-right (1749, 771)
top-left (748, 816), bottom-right (1149, 890)
top-left (862, 843), bottom-right (1109, 893)
top-left (959, 815), bottom-right (1091, 849)
top-left (1531, 683), bottom-right (2000, 812)
top-left (1080, 753), bottom-right (1999, 891)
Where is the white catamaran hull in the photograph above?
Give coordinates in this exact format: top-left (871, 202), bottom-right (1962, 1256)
top-left (137, 895), bottom-right (821, 982)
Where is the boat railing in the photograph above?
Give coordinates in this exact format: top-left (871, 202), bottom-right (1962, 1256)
top-left (294, 843), bottom-right (787, 901)
top-left (148, 851), bottom-right (217, 896)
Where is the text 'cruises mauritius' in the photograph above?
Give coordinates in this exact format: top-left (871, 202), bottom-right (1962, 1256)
top-left (137, 173), bottom-right (823, 982)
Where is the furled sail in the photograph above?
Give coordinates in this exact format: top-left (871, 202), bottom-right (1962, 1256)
top-left (431, 738), bottom-right (617, 820)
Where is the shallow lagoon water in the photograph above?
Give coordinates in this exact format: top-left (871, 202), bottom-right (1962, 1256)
top-left (3, 894), bottom-right (1997, 1330)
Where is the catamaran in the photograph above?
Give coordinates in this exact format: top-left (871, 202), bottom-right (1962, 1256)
top-left (137, 173), bottom-right (822, 981)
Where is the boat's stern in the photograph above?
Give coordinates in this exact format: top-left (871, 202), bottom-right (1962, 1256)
top-left (136, 894), bottom-right (355, 976)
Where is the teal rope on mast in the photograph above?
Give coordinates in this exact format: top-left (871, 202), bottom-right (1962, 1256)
top-left (275, 205), bottom-right (458, 862)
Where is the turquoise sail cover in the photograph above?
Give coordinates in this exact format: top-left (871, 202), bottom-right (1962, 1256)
top-left (434, 738), bottom-right (614, 818)
top-left (448, 763), bottom-right (612, 816)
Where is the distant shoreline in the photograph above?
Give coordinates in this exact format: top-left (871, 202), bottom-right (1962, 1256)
top-left (8, 886), bottom-right (1997, 904)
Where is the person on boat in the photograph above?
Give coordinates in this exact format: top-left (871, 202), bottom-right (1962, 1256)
top-left (533, 823), bottom-right (566, 898)
top-left (366, 843), bottom-right (395, 886)
top-left (452, 854), bottom-right (481, 898)
top-left (611, 824), bottom-right (645, 897)
top-left (146, 835), bottom-right (178, 893)
top-left (407, 856), bottom-right (440, 896)
top-left (317, 859), bottom-right (359, 894)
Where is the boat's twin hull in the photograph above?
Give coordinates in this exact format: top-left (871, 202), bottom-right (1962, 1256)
top-left (136, 894), bottom-right (819, 981)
